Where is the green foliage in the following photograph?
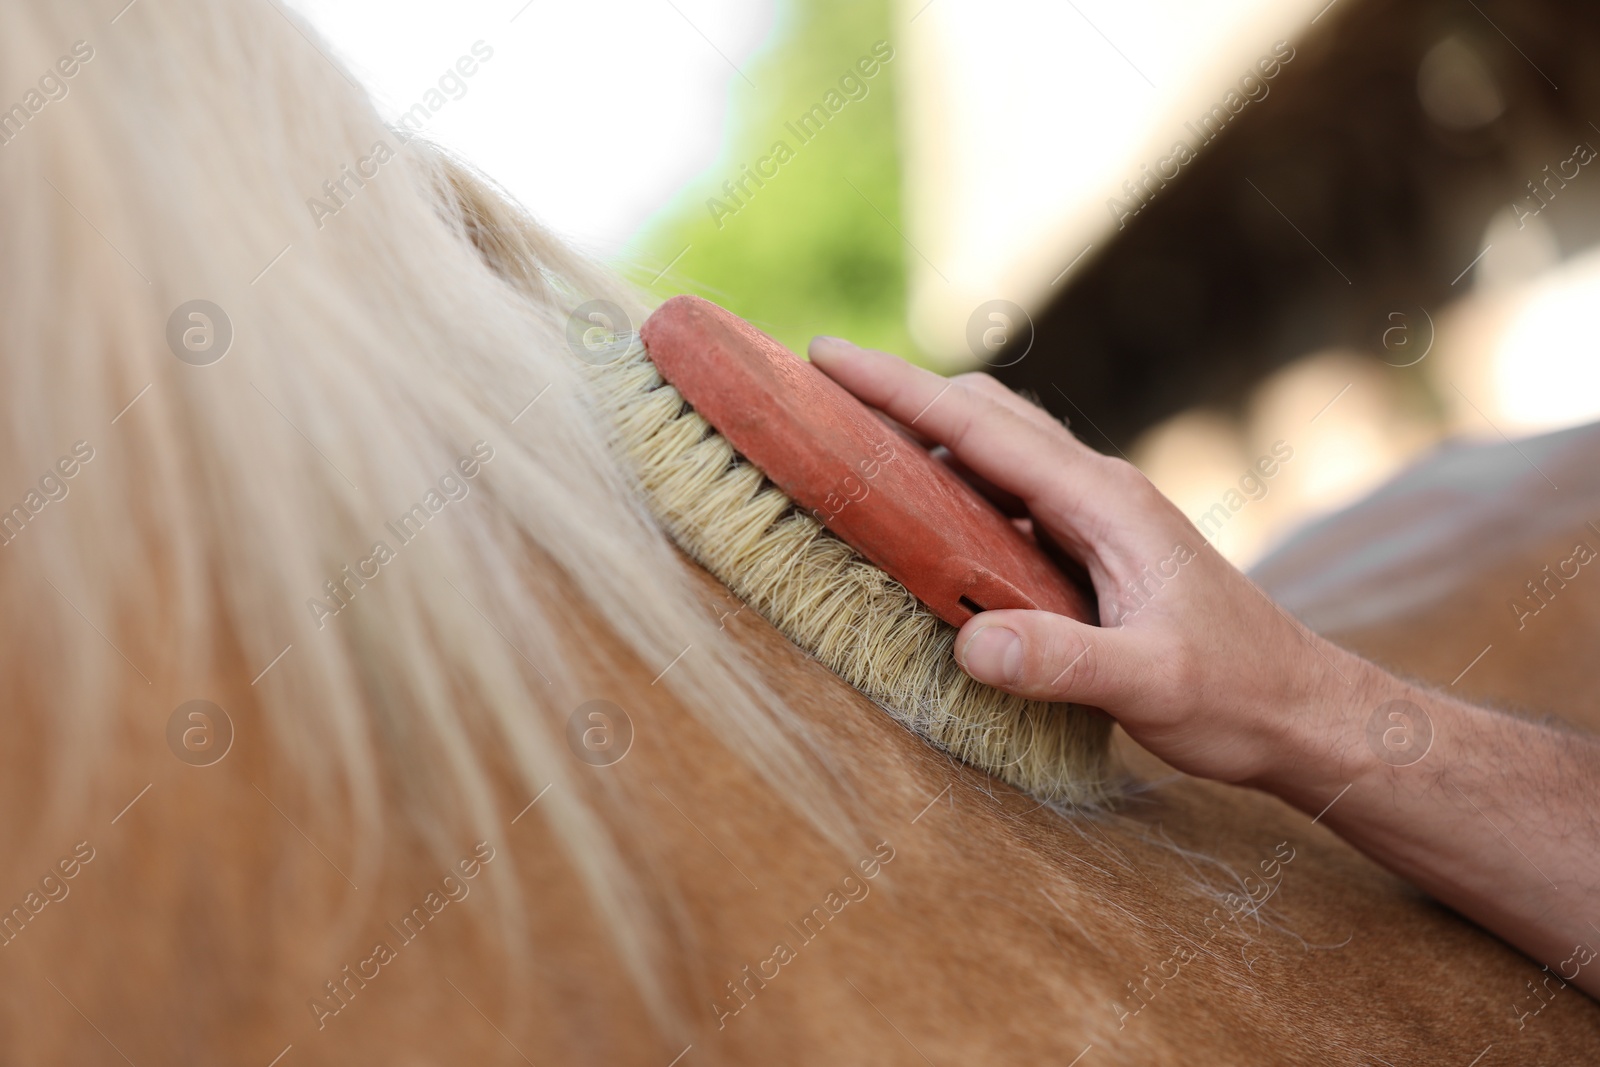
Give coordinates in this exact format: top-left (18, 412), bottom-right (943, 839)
top-left (627, 0), bottom-right (918, 361)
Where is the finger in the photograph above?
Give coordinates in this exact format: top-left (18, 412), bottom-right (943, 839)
top-left (867, 405), bottom-right (939, 451)
top-left (807, 337), bottom-right (1114, 511)
top-left (1028, 522), bottom-right (1098, 603)
top-left (808, 336), bottom-right (1185, 570)
top-left (931, 445), bottom-right (1029, 517)
top-left (949, 372), bottom-right (1071, 440)
top-left (868, 413), bottom-right (1030, 516)
top-left (953, 609), bottom-right (1140, 708)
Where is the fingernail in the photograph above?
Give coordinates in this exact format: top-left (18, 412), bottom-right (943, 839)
top-left (959, 626), bottom-right (1022, 685)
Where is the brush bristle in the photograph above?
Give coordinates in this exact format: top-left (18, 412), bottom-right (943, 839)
top-left (586, 338), bottom-right (1116, 807)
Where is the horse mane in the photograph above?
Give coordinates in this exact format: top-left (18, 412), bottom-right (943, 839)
top-left (0, 0), bottom-right (851, 1031)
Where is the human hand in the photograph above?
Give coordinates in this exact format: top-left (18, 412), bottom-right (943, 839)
top-left (807, 336), bottom-right (1374, 787)
top-left (809, 338), bottom-right (1600, 990)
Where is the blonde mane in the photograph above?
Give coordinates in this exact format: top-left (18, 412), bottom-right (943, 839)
top-left (0, 0), bottom-right (849, 1031)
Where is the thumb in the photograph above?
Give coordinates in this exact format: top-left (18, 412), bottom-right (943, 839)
top-left (953, 610), bottom-right (1135, 708)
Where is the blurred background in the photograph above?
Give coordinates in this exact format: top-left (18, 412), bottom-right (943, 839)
top-left (289, 0), bottom-right (1600, 568)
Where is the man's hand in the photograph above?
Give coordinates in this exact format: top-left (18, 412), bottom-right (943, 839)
top-left (809, 335), bottom-right (1370, 786)
top-left (810, 335), bottom-right (1600, 999)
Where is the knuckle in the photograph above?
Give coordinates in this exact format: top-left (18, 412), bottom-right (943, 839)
top-left (955, 372), bottom-right (1037, 419)
top-left (942, 405), bottom-right (980, 451)
top-left (952, 370), bottom-right (1003, 394)
top-left (1028, 622), bottom-right (1095, 698)
top-left (944, 381), bottom-right (1020, 450)
top-left (1104, 456), bottom-right (1160, 500)
top-left (1101, 455), bottom-right (1143, 485)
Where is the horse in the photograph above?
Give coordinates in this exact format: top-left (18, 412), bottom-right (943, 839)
top-left (1, 2), bottom-right (1594, 1063)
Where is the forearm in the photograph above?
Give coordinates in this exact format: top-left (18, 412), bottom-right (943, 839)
top-left (1249, 644), bottom-right (1600, 997)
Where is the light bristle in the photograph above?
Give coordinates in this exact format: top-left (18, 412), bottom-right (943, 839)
top-left (585, 339), bottom-right (1115, 807)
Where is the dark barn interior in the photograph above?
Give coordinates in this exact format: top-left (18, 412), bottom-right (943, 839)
top-left (997, 0), bottom-right (1600, 455)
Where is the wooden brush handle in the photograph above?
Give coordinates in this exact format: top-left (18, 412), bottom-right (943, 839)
top-left (640, 295), bottom-right (1096, 628)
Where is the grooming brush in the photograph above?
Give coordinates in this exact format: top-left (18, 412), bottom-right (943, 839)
top-left (587, 295), bottom-right (1112, 806)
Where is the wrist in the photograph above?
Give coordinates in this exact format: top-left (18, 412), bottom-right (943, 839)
top-left (1238, 640), bottom-right (1394, 810)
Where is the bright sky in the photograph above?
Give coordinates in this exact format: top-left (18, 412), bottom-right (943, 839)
top-left (287, 0), bottom-right (777, 261)
top-left (288, 0), bottom-right (1302, 297)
